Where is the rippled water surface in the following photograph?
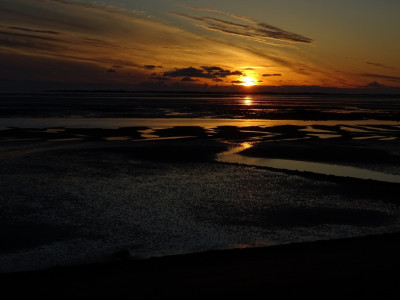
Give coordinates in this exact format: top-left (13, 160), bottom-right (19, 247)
top-left (1, 92), bottom-right (400, 119)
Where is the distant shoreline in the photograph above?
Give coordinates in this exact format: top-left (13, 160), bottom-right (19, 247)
top-left (45, 90), bottom-right (400, 96)
top-left (1, 90), bottom-right (400, 96)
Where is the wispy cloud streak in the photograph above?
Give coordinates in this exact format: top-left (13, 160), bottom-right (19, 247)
top-left (174, 7), bottom-right (312, 44)
top-left (5, 26), bottom-right (61, 35)
top-left (361, 73), bottom-right (400, 82)
top-left (365, 61), bottom-right (394, 70)
top-left (263, 73), bottom-right (282, 77)
top-left (36, 0), bottom-right (142, 16)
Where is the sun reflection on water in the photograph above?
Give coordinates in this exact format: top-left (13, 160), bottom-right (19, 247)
top-left (241, 142), bottom-right (253, 150)
top-left (243, 96), bottom-right (253, 106)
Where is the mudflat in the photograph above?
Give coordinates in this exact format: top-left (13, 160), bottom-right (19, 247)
top-left (1, 231), bottom-right (400, 299)
top-left (1, 93), bottom-right (400, 298)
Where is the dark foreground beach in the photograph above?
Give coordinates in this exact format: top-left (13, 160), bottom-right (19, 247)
top-left (1, 126), bottom-right (400, 298)
top-left (1, 232), bottom-right (400, 299)
top-left (1, 93), bottom-right (400, 298)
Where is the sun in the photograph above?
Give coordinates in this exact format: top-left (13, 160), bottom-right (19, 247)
top-left (242, 76), bottom-right (256, 87)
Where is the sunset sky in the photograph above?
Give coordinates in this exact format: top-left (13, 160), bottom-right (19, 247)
top-left (1, 0), bottom-right (400, 92)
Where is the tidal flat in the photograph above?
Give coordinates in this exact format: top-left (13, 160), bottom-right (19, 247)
top-left (1, 123), bottom-right (400, 273)
top-left (1, 93), bottom-right (400, 297)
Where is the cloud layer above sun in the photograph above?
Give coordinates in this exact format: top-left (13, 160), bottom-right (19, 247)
top-left (0, 0), bottom-right (399, 91)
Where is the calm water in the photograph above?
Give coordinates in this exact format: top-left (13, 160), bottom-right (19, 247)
top-left (1, 92), bottom-right (400, 119)
top-left (217, 142), bottom-right (400, 183)
top-left (1, 117), bottom-right (400, 130)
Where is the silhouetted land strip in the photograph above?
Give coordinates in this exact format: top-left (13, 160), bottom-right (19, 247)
top-left (38, 90), bottom-right (400, 96)
top-left (1, 232), bottom-right (400, 299)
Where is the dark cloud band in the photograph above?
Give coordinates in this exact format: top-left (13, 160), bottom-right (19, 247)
top-left (163, 66), bottom-right (242, 79)
top-left (262, 73), bottom-right (282, 77)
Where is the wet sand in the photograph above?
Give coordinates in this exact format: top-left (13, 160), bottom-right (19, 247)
top-left (1, 232), bottom-right (400, 299)
top-left (1, 121), bottom-right (400, 298)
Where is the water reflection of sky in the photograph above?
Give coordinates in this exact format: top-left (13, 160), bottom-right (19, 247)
top-left (217, 142), bottom-right (400, 184)
top-left (2, 94), bottom-right (400, 121)
top-left (1, 118), bottom-right (400, 143)
top-left (243, 96), bottom-right (253, 106)
top-left (1, 118), bottom-right (399, 130)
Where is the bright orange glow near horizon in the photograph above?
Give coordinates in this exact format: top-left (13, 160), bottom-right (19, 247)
top-left (242, 77), bottom-right (256, 87)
